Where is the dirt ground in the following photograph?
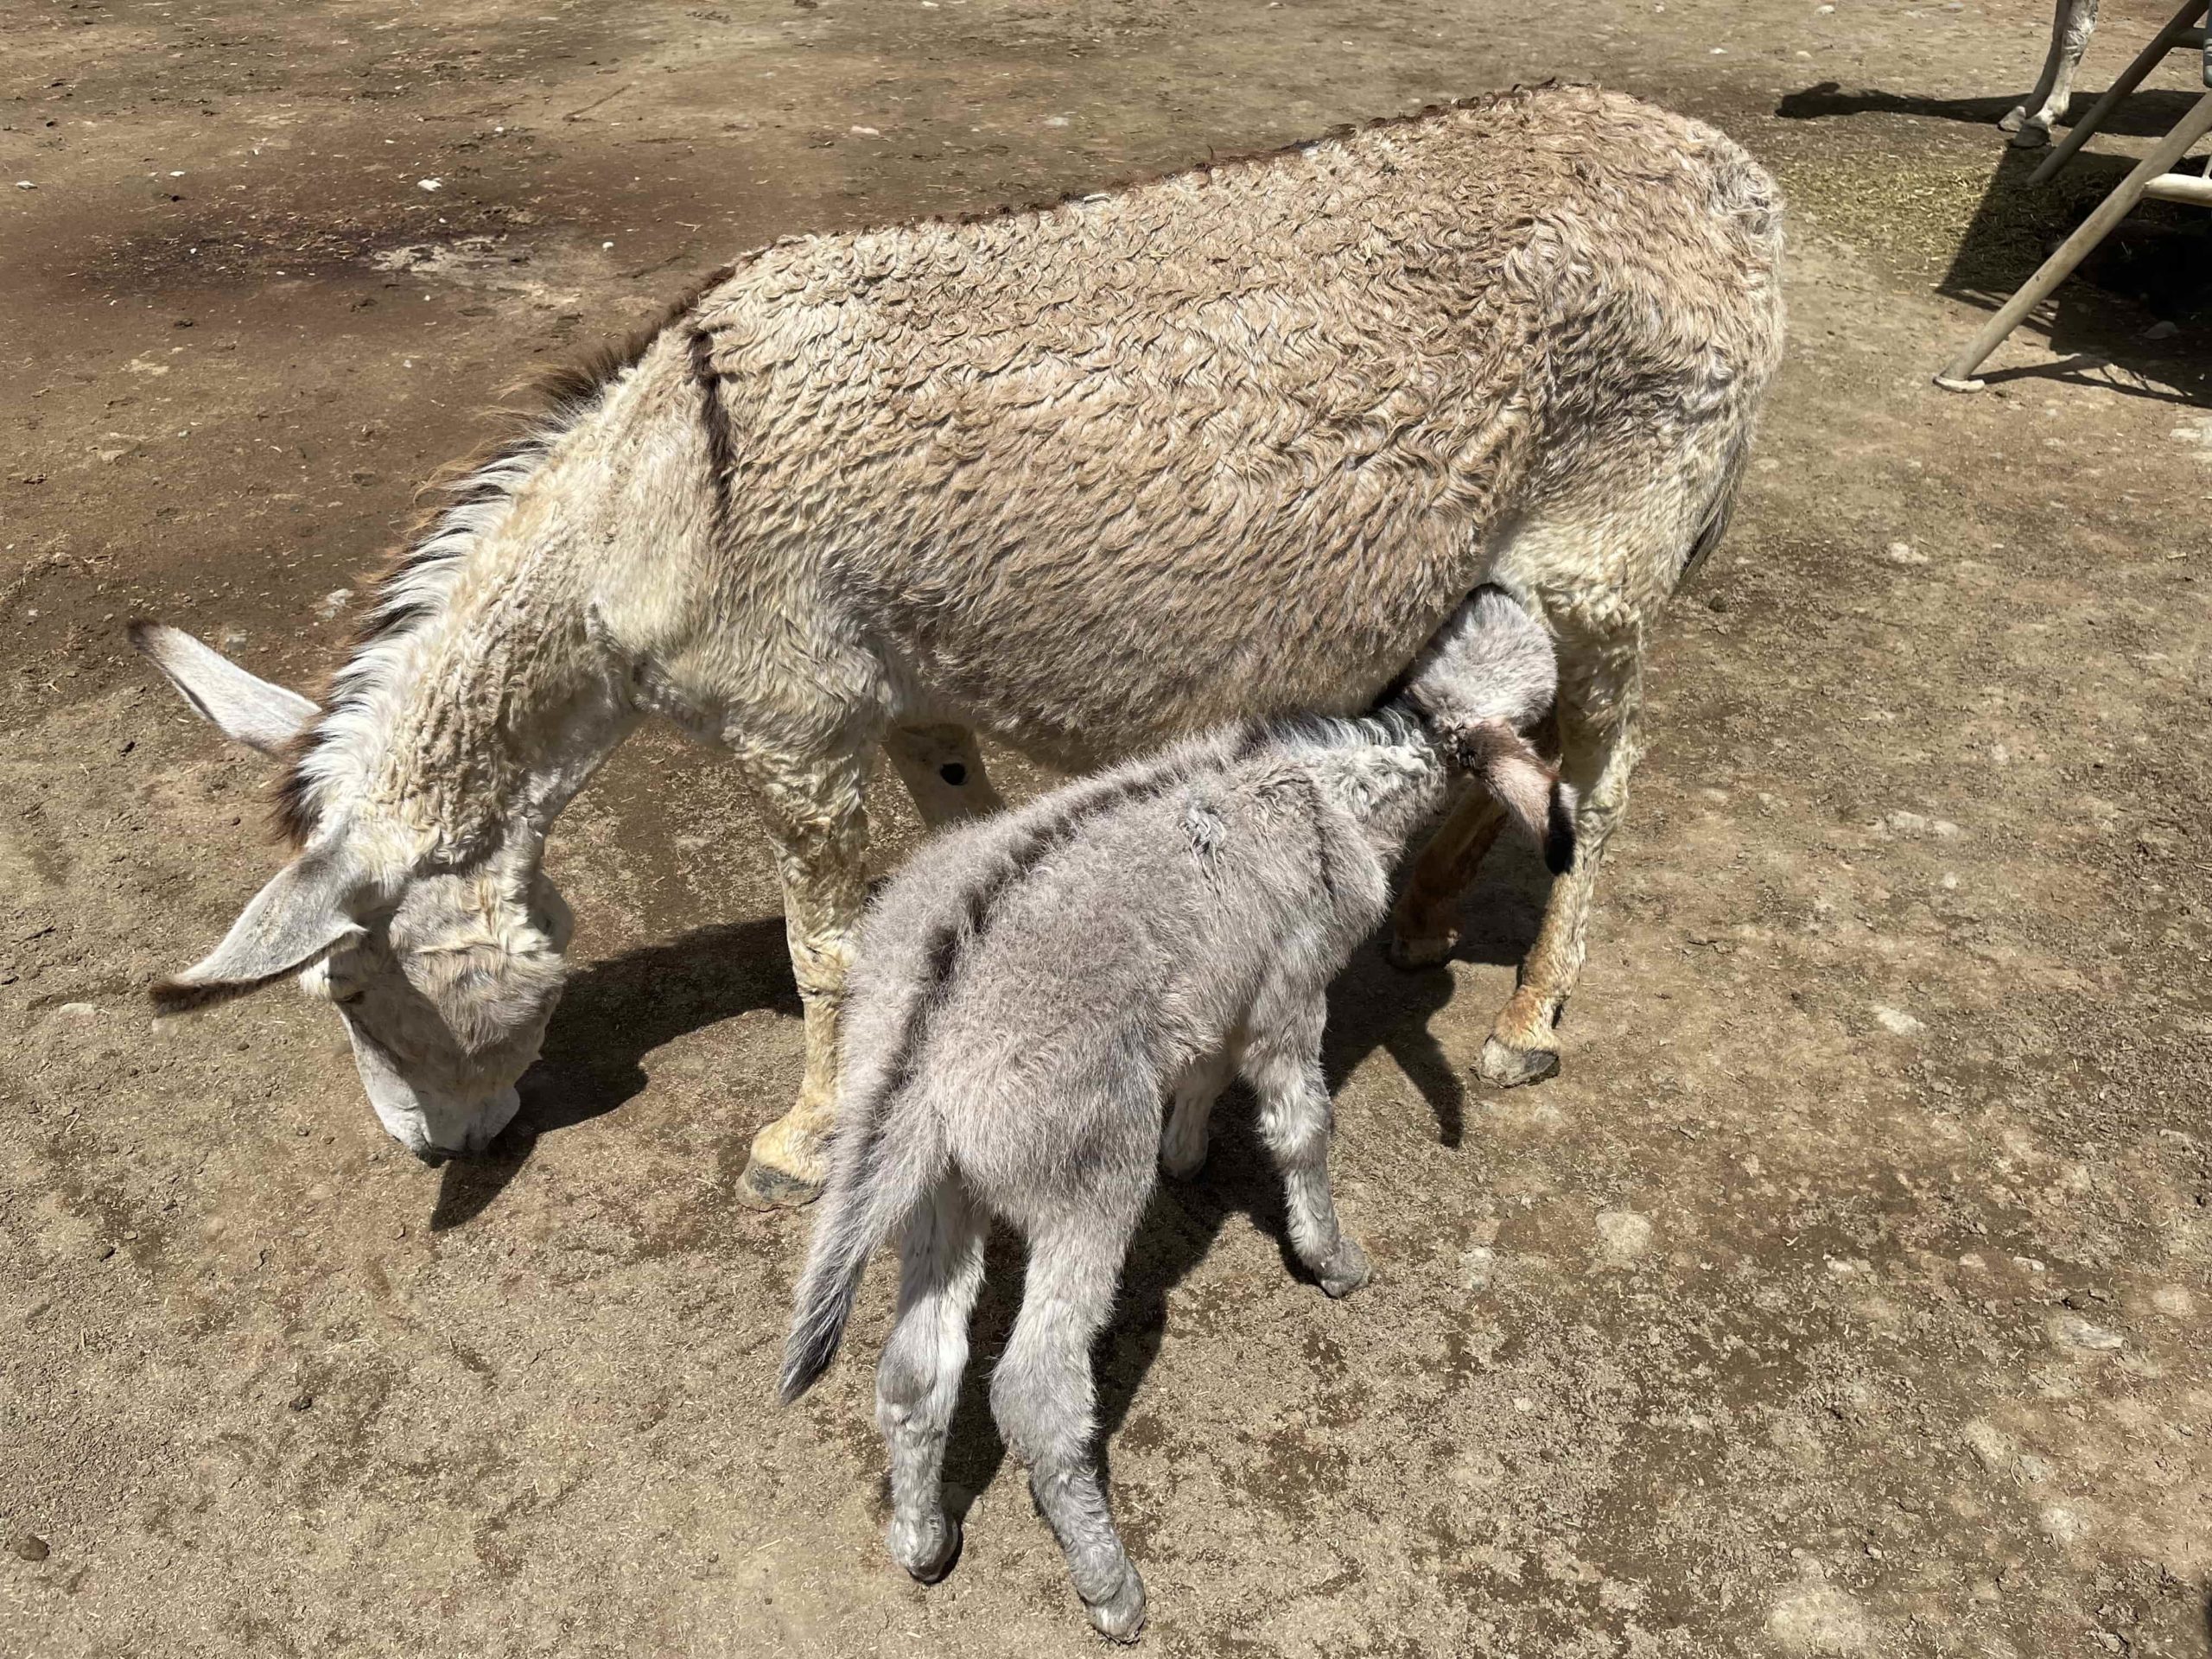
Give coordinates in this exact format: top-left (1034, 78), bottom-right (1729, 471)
top-left (4, 0), bottom-right (2211, 1653)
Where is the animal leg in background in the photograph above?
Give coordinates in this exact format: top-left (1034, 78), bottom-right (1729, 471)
top-left (1160, 1046), bottom-right (1237, 1179)
top-left (739, 748), bottom-right (872, 1208)
top-left (1243, 995), bottom-right (1370, 1298)
top-left (992, 1195), bottom-right (1153, 1643)
top-left (877, 1176), bottom-right (988, 1583)
top-left (1478, 639), bottom-right (1644, 1087)
top-left (2002, 0), bottom-right (2099, 147)
top-left (1388, 788), bottom-right (1510, 969)
top-left (882, 723), bottom-right (1005, 827)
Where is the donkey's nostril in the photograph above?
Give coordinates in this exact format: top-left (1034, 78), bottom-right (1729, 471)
top-left (939, 762), bottom-right (967, 786)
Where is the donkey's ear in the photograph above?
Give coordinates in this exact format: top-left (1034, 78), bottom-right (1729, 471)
top-left (129, 621), bottom-right (319, 759)
top-left (153, 844), bottom-right (368, 1014)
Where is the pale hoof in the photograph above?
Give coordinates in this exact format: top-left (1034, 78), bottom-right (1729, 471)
top-left (889, 1515), bottom-right (963, 1585)
top-left (734, 1155), bottom-right (825, 1211)
top-left (1476, 1036), bottom-right (1560, 1088)
top-left (1318, 1237), bottom-right (1372, 1300)
top-left (1160, 1127), bottom-right (1210, 1181)
top-left (1385, 927), bottom-right (1456, 970)
top-left (1997, 103), bottom-right (2027, 134)
top-left (1086, 1567), bottom-right (1147, 1643)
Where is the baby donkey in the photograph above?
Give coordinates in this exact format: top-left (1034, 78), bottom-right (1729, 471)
top-left (779, 588), bottom-right (1572, 1641)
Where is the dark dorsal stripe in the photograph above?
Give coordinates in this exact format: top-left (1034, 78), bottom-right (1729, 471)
top-left (855, 726), bottom-right (1262, 1137)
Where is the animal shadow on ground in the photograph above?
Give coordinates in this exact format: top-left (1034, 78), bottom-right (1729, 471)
top-left (1775, 79), bottom-right (2202, 143)
top-left (429, 915), bottom-right (795, 1230)
top-left (931, 837), bottom-right (1556, 1527)
top-left (1777, 84), bottom-right (2212, 401)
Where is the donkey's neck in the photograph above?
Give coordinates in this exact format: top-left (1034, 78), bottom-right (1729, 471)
top-left (287, 320), bottom-right (728, 864)
top-left (290, 445), bottom-right (636, 867)
top-left (373, 516), bottom-right (624, 853)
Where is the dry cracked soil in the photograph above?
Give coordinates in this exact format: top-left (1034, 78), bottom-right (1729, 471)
top-left (3, 0), bottom-right (2210, 1655)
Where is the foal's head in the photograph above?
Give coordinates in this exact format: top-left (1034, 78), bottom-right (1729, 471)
top-left (130, 624), bottom-right (573, 1161)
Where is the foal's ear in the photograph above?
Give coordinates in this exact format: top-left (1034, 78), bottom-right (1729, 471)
top-left (153, 843), bottom-right (369, 1014)
top-left (129, 621), bottom-right (319, 758)
top-left (1450, 723), bottom-right (1578, 876)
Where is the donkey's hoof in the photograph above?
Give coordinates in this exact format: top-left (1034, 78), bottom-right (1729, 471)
top-left (1476, 1037), bottom-right (1559, 1088)
top-left (1160, 1128), bottom-right (1210, 1181)
top-left (1086, 1567), bottom-right (1147, 1643)
top-left (1997, 103), bottom-right (2027, 134)
top-left (1385, 927), bottom-right (1456, 970)
top-left (1319, 1237), bottom-right (1372, 1300)
top-left (734, 1156), bottom-right (825, 1211)
top-left (891, 1516), bottom-right (963, 1585)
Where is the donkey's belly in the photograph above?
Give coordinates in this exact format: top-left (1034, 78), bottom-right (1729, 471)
top-left (867, 499), bottom-right (1495, 766)
top-left (883, 555), bottom-right (1472, 766)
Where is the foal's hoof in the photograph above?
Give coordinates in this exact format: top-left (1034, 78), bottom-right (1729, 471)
top-left (890, 1516), bottom-right (963, 1585)
top-left (1385, 927), bottom-right (1456, 970)
top-left (1086, 1567), bottom-right (1147, 1644)
top-left (734, 1156), bottom-right (825, 1211)
top-left (1997, 103), bottom-right (2027, 134)
top-left (1159, 1128), bottom-right (1210, 1181)
top-left (1319, 1237), bottom-right (1372, 1300)
top-left (2006, 122), bottom-right (2052, 149)
top-left (1476, 1037), bottom-right (1560, 1089)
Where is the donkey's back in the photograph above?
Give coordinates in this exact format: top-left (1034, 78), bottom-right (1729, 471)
top-left (680, 82), bottom-right (1784, 759)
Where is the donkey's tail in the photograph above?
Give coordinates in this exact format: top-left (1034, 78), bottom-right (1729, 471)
top-left (779, 1070), bottom-right (944, 1406)
top-left (1677, 428), bottom-right (1753, 590)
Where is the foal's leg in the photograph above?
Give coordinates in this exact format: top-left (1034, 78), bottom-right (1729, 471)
top-left (737, 747), bottom-right (872, 1208)
top-left (1243, 995), bottom-right (1370, 1298)
top-left (882, 722), bottom-right (1005, 828)
top-left (877, 1178), bottom-right (988, 1582)
top-left (1478, 636), bottom-right (1643, 1088)
top-left (993, 1206), bottom-right (1150, 1642)
top-left (1160, 1046), bottom-right (1236, 1179)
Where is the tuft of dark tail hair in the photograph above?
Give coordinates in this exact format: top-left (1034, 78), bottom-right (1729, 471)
top-left (779, 1263), bottom-right (864, 1405)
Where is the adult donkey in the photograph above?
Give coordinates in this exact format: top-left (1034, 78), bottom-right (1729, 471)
top-left (133, 85), bottom-right (1784, 1206)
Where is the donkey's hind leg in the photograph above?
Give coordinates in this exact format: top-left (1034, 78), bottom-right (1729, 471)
top-left (877, 1176), bottom-right (989, 1583)
top-left (1243, 993), bottom-right (1370, 1298)
top-left (993, 1204), bottom-right (1150, 1642)
top-left (1478, 632), bottom-right (1643, 1088)
top-left (1387, 789), bottom-right (1509, 969)
top-left (882, 723), bottom-right (1005, 828)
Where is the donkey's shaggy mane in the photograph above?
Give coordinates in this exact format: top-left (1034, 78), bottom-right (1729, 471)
top-left (272, 264), bottom-right (737, 844)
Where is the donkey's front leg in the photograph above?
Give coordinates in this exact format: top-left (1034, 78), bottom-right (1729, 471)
top-left (1160, 1046), bottom-right (1236, 1179)
top-left (1243, 996), bottom-right (1370, 1299)
top-left (881, 723), bottom-right (1004, 828)
top-left (737, 749), bottom-right (872, 1209)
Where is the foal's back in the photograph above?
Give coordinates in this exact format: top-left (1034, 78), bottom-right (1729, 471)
top-left (847, 732), bottom-right (1403, 1178)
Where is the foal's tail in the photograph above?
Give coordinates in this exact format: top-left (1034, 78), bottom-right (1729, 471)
top-left (779, 1070), bottom-right (944, 1406)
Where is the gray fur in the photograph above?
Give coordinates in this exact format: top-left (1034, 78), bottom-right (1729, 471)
top-left (128, 86), bottom-right (1783, 1185)
top-left (780, 592), bottom-right (1563, 1640)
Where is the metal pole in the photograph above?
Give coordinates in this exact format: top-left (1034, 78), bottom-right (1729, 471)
top-left (1937, 89), bottom-right (2212, 390)
top-left (2029, 0), bottom-right (2206, 184)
